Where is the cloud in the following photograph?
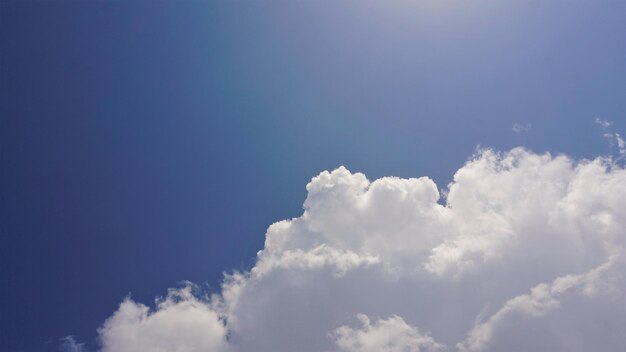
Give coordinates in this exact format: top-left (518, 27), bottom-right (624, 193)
top-left (618, 134), bottom-right (626, 156)
top-left (98, 286), bottom-right (229, 352)
top-left (333, 314), bottom-right (444, 352)
top-left (595, 118), bottom-right (612, 128)
top-left (604, 132), bottom-right (626, 158)
top-left (59, 336), bottom-right (86, 352)
top-left (596, 118), bottom-right (625, 159)
top-left (511, 122), bottom-right (531, 134)
top-left (457, 257), bottom-right (617, 352)
top-left (98, 148), bottom-right (626, 352)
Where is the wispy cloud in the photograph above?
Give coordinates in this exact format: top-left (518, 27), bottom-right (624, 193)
top-left (595, 118), bottom-right (612, 128)
top-left (59, 336), bottom-right (86, 352)
top-left (511, 122), bottom-right (531, 134)
top-left (596, 118), bottom-right (625, 159)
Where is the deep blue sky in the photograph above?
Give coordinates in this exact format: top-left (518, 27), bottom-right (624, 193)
top-left (1, 1), bottom-right (625, 351)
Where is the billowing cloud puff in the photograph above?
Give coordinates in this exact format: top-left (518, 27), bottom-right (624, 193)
top-left (333, 314), bottom-right (444, 352)
top-left (99, 148), bottom-right (626, 352)
top-left (98, 286), bottom-right (229, 352)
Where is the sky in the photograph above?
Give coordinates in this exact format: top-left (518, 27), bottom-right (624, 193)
top-left (1, 1), bottom-right (626, 351)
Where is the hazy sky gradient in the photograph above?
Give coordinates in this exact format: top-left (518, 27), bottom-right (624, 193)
top-left (2, 1), bottom-right (625, 351)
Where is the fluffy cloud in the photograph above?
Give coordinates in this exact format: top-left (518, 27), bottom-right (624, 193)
top-left (333, 314), bottom-right (444, 352)
top-left (99, 148), bottom-right (626, 352)
top-left (457, 257), bottom-right (617, 352)
top-left (98, 286), bottom-right (229, 352)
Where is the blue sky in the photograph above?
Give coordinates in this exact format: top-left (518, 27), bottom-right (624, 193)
top-left (2, 1), bottom-right (626, 351)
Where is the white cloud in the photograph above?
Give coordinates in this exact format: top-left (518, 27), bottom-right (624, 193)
top-left (98, 148), bottom-right (626, 352)
top-left (613, 133), bottom-right (625, 157)
top-left (596, 118), bottom-right (625, 159)
top-left (98, 286), bottom-right (230, 352)
top-left (252, 243), bottom-right (380, 278)
top-left (595, 118), bottom-right (612, 128)
top-left (457, 257), bottom-right (617, 352)
top-left (512, 122), bottom-right (531, 134)
top-left (602, 132), bottom-right (625, 157)
top-left (333, 314), bottom-right (444, 352)
top-left (59, 336), bottom-right (86, 352)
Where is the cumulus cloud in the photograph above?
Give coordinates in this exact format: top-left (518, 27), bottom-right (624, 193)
top-left (98, 286), bottom-right (229, 352)
top-left (458, 257), bottom-right (617, 352)
top-left (98, 148), bottom-right (626, 352)
top-left (333, 314), bottom-right (444, 352)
